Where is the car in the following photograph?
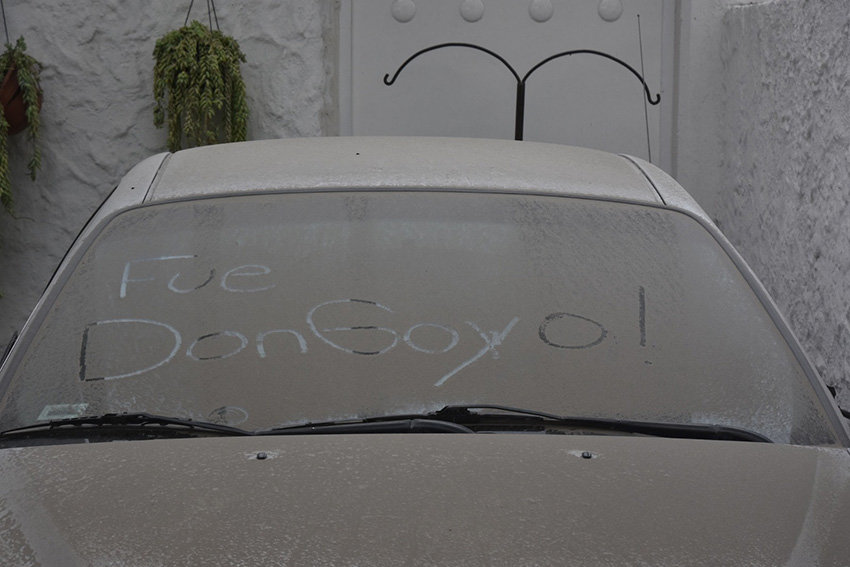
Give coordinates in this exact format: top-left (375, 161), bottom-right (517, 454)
top-left (0, 136), bottom-right (848, 565)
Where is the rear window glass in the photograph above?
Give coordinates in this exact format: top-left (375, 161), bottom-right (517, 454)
top-left (0, 192), bottom-right (839, 445)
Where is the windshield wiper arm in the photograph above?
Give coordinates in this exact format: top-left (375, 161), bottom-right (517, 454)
top-left (259, 417), bottom-right (473, 435)
top-left (0, 412), bottom-right (252, 439)
top-left (430, 404), bottom-right (773, 442)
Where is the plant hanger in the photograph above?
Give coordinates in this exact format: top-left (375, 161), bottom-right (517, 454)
top-left (1, 0), bottom-right (9, 46)
top-left (184, 0), bottom-right (221, 31)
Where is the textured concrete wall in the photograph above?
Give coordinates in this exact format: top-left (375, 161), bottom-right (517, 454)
top-left (720, 0), bottom-right (850, 406)
top-left (0, 0), bottom-right (338, 342)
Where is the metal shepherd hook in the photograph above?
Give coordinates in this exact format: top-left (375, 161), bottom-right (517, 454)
top-left (383, 42), bottom-right (661, 142)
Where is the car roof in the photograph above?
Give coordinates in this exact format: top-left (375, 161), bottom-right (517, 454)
top-left (115, 137), bottom-right (709, 222)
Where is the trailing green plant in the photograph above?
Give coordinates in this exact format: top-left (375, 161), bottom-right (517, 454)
top-left (153, 20), bottom-right (248, 152)
top-left (0, 37), bottom-right (42, 213)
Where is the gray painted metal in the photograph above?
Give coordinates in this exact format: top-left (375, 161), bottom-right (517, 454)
top-left (1, 434), bottom-right (849, 565)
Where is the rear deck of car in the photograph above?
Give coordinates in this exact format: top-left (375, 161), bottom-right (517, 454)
top-left (144, 137), bottom-right (670, 206)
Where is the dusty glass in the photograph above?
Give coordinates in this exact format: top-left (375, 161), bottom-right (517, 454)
top-left (0, 192), bottom-right (838, 445)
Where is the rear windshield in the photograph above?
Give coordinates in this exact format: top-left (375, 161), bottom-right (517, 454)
top-left (0, 192), bottom-right (839, 444)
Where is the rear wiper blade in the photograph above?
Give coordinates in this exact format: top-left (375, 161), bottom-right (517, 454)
top-left (0, 412), bottom-right (252, 439)
top-left (430, 404), bottom-right (772, 443)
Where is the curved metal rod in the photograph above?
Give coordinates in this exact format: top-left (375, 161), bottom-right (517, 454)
top-left (522, 49), bottom-right (660, 105)
top-left (383, 42), bottom-right (522, 86)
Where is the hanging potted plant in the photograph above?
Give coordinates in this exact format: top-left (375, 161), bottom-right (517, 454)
top-left (153, 10), bottom-right (248, 153)
top-left (0, 36), bottom-right (43, 213)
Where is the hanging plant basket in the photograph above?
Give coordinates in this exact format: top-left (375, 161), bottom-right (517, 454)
top-left (153, 18), bottom-right (248, 152)
top-left (1, 64), bottom-right (32, 135)
top-left (0, 37), bottom-right (44, 213)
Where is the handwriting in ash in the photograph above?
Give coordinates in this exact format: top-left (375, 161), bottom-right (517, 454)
top-left (78, 256), bottom-right (647, 386)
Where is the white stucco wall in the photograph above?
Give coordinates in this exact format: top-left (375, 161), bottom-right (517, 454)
top-left (0, 0), bottom-right (338, 342)
top-left (719, 0), bottom-right (850, 405)
top-left (672, 0), bottom-right (769, 216)
top-left (671, 0), bottom-right (734, 216)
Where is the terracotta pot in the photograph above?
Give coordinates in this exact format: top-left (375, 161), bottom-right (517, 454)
top-left (1, 65), bottom-right (40, 136)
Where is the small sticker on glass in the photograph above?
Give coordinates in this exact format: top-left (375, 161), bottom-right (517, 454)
top-left (38, 403), bottom-right (89, 421)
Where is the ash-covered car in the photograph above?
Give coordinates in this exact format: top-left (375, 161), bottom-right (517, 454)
top-left (1, 137), bottom-right (849, 566)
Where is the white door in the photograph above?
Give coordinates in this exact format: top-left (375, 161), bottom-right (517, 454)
top-left (340, 0), bottom-right (674, 167)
